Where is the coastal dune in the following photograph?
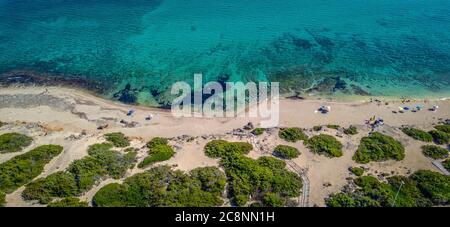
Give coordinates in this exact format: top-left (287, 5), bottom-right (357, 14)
top-left (0, 86), bottom-right (449, 207)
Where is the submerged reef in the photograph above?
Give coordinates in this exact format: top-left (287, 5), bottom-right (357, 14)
top-left (1, 1), bottom-right (450, 106)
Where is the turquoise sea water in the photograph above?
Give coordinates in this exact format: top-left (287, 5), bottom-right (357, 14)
top-left (0, 0), bottom-right (449, 105)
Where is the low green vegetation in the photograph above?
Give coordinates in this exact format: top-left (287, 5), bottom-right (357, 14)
top-left (0, 145), bottom-right (63, 193)
top-left (421, 145), bottom-right (448, 159)
top-left (22, 143), bottom-right (136, 204)
top-left (401, 127), bottom-right (433, 142)
top-left (124, 147), bottom-right (137, 152)
top-left (138, 146), bottom-right (174, 168)
top-left (0, 132), bottom-right (33, 153)
top-left (93, 166), bottom-right (226, 207)
top-left (262, 192), bottom-right (285, 207)
top-left (443, 159), bottom-right (450, 171)
top-left (104, 132), bottom-right (130, 147)
top-left (353, 132), bottom-right (405, 164)
top-left (429, 130), bottom-right (449, 145)
top-left (305, 134), bottom-right (343, 157)
top-left (326, 125), bottom-right (340, 130)
top-left (204, 140), bottom-right (253, 158)
top-left (344, 126), bottom-right (358, 135)
top-left (273, 145), bottom-right (300, 159)
top-left (0, 121), bottom-right (5, 127)
top-left (190, 167), bottom-right (227, 194)
top-left (257, 156), bottom-right (287, 170)
top-left (71, 145), bottom-right (137, 189)
top-left (313, 126), bottom-right (323, 131)
top-left (22, 172), bottom-right (78, 203)
top-left (251, 128), bottom-right (265, 136)
top-left (249, 202), bottom-right (263, 207)
top-left (204, 140), bottom-right (302, 207)
top-left (47, 197), bottom-right (89, 207)
top-left (139, 137), bottom-right (175, 168)
top-left (434, 125), bottom-right (450, 134)
top-left (146, 137), bottom-right (168, 148)
top-left (278, 127), bottom-right (308, 142)
top-left (86, 142), bottom-right (136, 176)
top-left (410, 170), bottom-right (450, 205)
top-left (222, 155), bottom-right (302, 207)
top-left (326, 170), bottom-right (450, 207)
top-left (0, 191), bottom-right (5, 207)
top-left (349, 167), bottom-right (364, 176)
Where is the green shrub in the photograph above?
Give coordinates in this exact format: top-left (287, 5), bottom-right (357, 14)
top-left (190, 167), bottom-right (226, 194)
top-left (0, 191), bottom-right (5, 207)
top-left (443, 159), bottom-right (450, 171)
top-left (92, 183), bottom-right (127, 207)
top-left (201, 140), bottom-right (302, 207)
top-left (0, 133), bottom-right (33, 153)
top-left (262, 193), bottom-right (285, 207)
top-left (204, 140), bottom-right (253, 158)
top-left (146, 137), bottom-right (169, 149)
top-left (305, 134), bottom-right (343, 157)
top-left (278, 128), bottom-right (308, 142)
top-left (138, 138), bottom-right (175, 168)
top-left (204, 140), bottom-right (229, 158)
top-left (22, 172), bottom-right (78, 204)
top-left (326, 125), bottom-right (340, 130)
top-left (401, 128), bottom-right (433, 142)
top-left (271, 168), bottom-right (303, 198)
top-left (328, 176), bottom-right (413, 207)
top-left (429, 130), bottom-right (449, 145)
top-left (139, 145), bottom-right (174, 168)
top-left (273, 145), bottom-right (300, 159)
top-left (104, 132), bottom-right (130, 148)
top-left (22, 143), bottom-right (136, 204)
top-left (353, 132), bottom-right (405, 164)
top-left (421, 145), bottom-right (448, 159)
top-left (88, 148), bottom-right (137, 179)
top-left (313, 126), bottom-right (322, 131)
top-left (233, 194), bottom-right (249, 207)
top-left (67, 157), bottom-right (106, 192)
top-left (325, 193), bottom-right (357, 207)
top-left (0, 145), bottom-right (63, 193)
top-left (232, 142), bottom-right (254, 154)
top-left (344, 126), bottom-right (358, 135)
top-left (410, 170), bottom-right (450, 205)
top-left (0, 121), bottom-right (5, 128)
top-left (435, 125), bottom-right (450, 134)
top-left (221, 154), bottom-right (273, 201)
top-left (93, 166), bottom-right (225, 207)
top-left (349, 167), bottom-right (364, 176)
top-left (251, 128), bottom-right (265, 136)
top-left (124, 147), bottom-right (137, 153)
top-left (68, 147), bottom-right (137, 190)
top-left (87, 142), bottom-right (113, 153)
top-left (47, 197), bottom-right (89, 207)
top-left (219, 153), bottom-right (302, 207)
top-left (388, 176), bottom-right (433, 207)
top-left (257, 156), bottom-right (286, 170)
top-left (249, 201), bottom-right (263, 207)
top-left (326, 170), bottom-right (449, 207)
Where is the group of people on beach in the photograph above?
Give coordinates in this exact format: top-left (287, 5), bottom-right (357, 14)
top-left (365, 116), bottom-right (384, 131)
top-left (392, 104), bottom-right (439, 114)
top-left (315, 106), bottom-right (331, 114)
top-left (126, 109), bottom-right (154, 121)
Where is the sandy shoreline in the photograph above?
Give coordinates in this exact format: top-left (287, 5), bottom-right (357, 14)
top-left (1, 86), bottom-right (449, 207)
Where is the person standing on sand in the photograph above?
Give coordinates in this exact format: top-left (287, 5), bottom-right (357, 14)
top-left (40, 88), bottom-right (49, 95)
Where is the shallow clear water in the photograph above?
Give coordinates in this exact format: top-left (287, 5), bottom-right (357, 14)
top-left (1, 0), bottom-right (449, 105)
